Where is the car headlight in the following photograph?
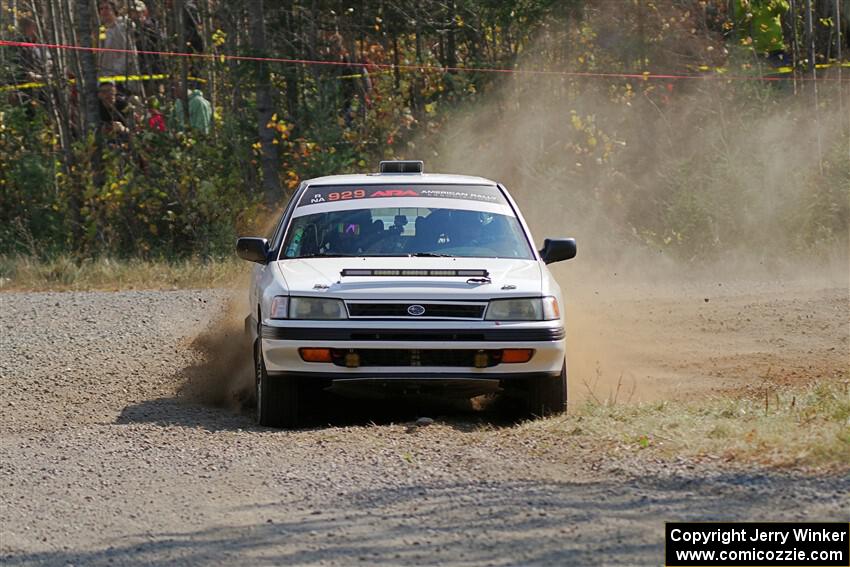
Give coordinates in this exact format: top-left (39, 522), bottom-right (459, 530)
top-left (485, 297), bottom-right (560, 321)
top-left (270, 296), bottom-right (289, 319)
top-left (288, 296), bottom-right (348, 320)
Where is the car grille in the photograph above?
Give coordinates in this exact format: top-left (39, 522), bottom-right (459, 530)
top-left (346, 302), bottom-right (486, 319)
top-left (262, 326), bottom-right (566, 342)
top-left (331, 349), bottom-right (501, 367)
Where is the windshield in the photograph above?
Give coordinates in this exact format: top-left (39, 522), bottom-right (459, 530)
top-left (281, 206), bottom-right (533, 259)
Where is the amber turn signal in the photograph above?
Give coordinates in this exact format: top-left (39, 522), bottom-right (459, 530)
top-left (299, 348), bottom-right (333, 363)
top-left (501, 349), bottom-right (534, 363)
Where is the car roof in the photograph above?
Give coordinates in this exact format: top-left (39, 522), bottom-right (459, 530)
top-left (303, 173), bottom-right (499, 187)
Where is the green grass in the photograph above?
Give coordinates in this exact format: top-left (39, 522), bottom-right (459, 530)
top-left (523, 380), bottom-right (850, 471)
top-left (0, 255), bottom-right (246, 291)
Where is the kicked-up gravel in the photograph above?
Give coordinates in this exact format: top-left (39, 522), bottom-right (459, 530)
top-left (1, 288), bottom-right (848, 566)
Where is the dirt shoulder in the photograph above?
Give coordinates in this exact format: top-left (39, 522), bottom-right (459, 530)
top-left (564, 277), bottom-right (849, 401)
top-left (0, 283), bottom-right (848, 565)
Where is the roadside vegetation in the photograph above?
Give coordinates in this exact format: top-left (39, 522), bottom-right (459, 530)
top-left (1, 1), bottom-right (848, 272)
top-left (509, 380), bottom-right (850, 471)
top-left (0, 255), bottom-right (243, 291)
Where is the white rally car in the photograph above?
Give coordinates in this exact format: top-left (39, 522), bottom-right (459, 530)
top-left (238, 161), bottom-right (576, 427)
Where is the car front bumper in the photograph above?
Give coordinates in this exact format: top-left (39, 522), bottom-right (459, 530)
top-left (256, 320), bottom-right (566, 378)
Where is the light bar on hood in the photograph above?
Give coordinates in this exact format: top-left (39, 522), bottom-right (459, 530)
top-left (341, 268), bottom-right (490, 278)
top-left (379, 160), bottom-right (424, 174)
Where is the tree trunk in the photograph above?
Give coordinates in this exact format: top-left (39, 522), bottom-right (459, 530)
top-left (177, 0), bottom-right (189, 125)
top-left (804, 0), bottom-right (815, 73)
top-left (804, 0), bottom-right (823, 172)
top-left (249, 0), bottom-right (282, 203)
top-left (837, 0), bottom-right (847, 146)
top-left (392, 32), bottom-right (400, 90)
top-left (201, 0), bottom-right (214, 115)
top-left (412, 0), bottom-right (424, 120)
top-left (283, 2), bottom-right (300, 121)
top-left (446, 0), bottom-right (457, 71)
top-left (45, 0), bottom-right (74, 164)
top-left (75, 0), bottom-right (100, 134)
top-left (74, 0), bottom-right (101, 237)
top-left (789, 0), bottom-right (800, 92)
top-left (636, 0), bottom-right (646, 71)
top-left (0, 0), bottom-right (6, 69)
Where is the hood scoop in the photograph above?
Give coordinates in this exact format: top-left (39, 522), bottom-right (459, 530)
top-left (341, 268), bottom-right (490, 278)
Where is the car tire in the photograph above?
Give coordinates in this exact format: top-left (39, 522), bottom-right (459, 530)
top-left (504, 362), bottom-right (567, 420)
top-left (528, 362), bottom-right (568, 417)
top-left (255, 339), bottom-right (301, 428)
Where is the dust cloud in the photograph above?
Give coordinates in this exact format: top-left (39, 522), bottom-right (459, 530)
top-left (177, 213), bottom-right (283, 410)
top-left (426, 79), bottom-right (848, 279)
top-left (178, 291), bottom-right (255, 410)
top-left (420, 30), bottom-right (849, 402)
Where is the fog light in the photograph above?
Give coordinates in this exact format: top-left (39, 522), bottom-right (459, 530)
top-left (299, 348), bottom-right (333, 363)
top-left (502, 349), bottom-right (534, 363)
top-left (474, 350), bottom-right (489, 368)
top-left (345, 351), bottom-right (360, 368)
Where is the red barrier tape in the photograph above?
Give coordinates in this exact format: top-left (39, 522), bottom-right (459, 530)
top-left (1, 39), bottom-right (848, 82)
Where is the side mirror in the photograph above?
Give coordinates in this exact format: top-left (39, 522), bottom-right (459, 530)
top-left (539, 238), bottom-right (576, 264)
top-left (236, 237), bottom-right (269, 264)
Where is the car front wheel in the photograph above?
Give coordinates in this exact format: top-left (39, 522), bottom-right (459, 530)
top-left (503, 362), bottom-right (567, 419)
top-left (255, 339), bottom-right (301, 428)
top-left (528, 362), bottom-right (567, 417)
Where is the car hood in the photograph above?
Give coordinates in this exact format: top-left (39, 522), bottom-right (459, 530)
top-left (275, 257), bottom-right (542, 300)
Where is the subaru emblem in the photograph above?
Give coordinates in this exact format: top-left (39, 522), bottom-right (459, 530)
top-left (407, 304), bottom-right (426, 316)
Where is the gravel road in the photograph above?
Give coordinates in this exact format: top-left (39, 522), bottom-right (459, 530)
top-left (1, 286), bottom-right (848, 566)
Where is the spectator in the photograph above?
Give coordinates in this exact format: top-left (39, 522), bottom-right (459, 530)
top-left (146, 96), bottom-right (166, 132)
top-left (129, 1), bottom-right (165, 94)
top-left (10, 17), bottom-right (52, 111)
top-left (183, 0), bottom-right (205, 55)
top-left (97, 0), bottom-right (139, 91)
top-left (98, 81), bottom-right (131, 137)
top-left (13, 17), bottom-right (51, 84)
top-left (327, 34), bottom-right (371, 126)
top-left (171, 85), bottom-right (212, 134)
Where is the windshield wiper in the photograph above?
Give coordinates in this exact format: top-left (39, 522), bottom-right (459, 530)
top-left (299, 253), bottom-right (353, 258)
top-left (409, 252), bottom-right (454, 257)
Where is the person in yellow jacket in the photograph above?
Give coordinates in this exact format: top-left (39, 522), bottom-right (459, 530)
top-left (732, 0), bottom-right (790, 64)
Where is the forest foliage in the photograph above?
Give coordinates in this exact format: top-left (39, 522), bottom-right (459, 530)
top-left (0, 0), bottom-right (848, 261)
